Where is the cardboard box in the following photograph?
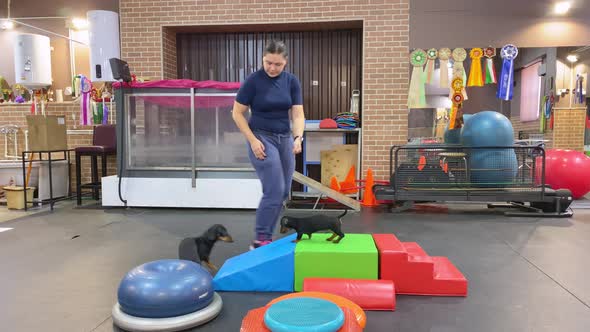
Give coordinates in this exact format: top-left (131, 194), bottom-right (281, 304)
top-left (26, 115), bottom-right (67, 151)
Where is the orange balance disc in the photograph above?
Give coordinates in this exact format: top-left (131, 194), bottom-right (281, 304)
top-left (266, 291), bottom-right (367, 329)
top-left (240, 307), bottom-right (269, 332)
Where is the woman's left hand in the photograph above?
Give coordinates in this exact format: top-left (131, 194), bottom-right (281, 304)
top-left (293, 139), bottom-right (302, 154)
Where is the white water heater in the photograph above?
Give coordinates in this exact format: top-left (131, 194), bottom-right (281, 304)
top-left (88, 10), bottom-right (121, 82)
top-left (13, 33), bottom-right (52, 89)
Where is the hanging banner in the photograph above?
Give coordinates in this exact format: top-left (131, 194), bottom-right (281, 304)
top-left (467, 48), bottom-right (484, 87)
top-left (438, 48), bottom-right (451, 88)
top-left (408, 49), bottom-right (427, 108)
top-left (484, 47), bottom-right (497, 84)
top-left (496, 44), bottom-right (518, 101)
top-left (425, 48), bottom-right (438, 84)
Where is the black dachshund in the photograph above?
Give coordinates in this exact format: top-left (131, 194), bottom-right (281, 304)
top-left (178, 224), bottom-right (233, 272)
top-left (280, 210), bottom-right (347, 243)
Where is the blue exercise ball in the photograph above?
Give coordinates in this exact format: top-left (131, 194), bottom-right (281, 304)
top-left (443, 114), bottom-right (471, 145)
top-left (117, 259), bottom-right (214, 318)
top-left (444, 127), bottom-right (462, 145)
top-left (469, 149), bottom-right (518, 187)
top-left (461, 111), bottom-right (514, 147)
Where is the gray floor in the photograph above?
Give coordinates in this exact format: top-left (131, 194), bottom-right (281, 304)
top-left (0, 201), bottom-right (589, 332)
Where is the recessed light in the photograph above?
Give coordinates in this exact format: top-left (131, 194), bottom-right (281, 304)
top-left (566, 54), bottom-right (578, 63)
top-left (554, 2), bottom-right (571, 15)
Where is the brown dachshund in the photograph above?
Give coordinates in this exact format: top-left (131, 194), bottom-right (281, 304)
top-left (178, 224), bottom-right (233, 272)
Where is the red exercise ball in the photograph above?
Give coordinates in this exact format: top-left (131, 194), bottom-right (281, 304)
top-left (536, 149), bottom-right (590, 199)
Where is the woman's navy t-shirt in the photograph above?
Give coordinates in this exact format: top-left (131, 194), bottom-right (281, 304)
top-left (235, 69), bottom-right (303, 134)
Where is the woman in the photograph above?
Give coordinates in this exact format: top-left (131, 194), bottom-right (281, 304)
top-left (232, 40), bottom-right (305, 250)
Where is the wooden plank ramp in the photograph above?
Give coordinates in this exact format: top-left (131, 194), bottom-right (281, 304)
top-left (292, 171), bottom-right (361, 211)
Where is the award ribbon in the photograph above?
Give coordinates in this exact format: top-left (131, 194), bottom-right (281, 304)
top-left (408, 49), bottom-right (427, 108)
top-left (452, 48), bottom-right (468, 100)
top-left (496, 44), bottom-right (518, 101)
top-left (438, 48), bottom-right (451, 88)
top-left (425, 48), bottom-right (438, 84)
top-left (467, 48), bottom-right (484, 87)
top-left (79, 75), bottom-right (92, 126)
top-left (103, 103), bottom-right (109, 125)
top-left (484, 47), bottom-right (497, 84)
top-left (575, 74), bottom-right (585, 104)
top-left (449, 77), bottom-right (464, 130)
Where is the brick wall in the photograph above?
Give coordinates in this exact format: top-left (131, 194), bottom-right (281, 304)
top-left (511, 116), bottom-right (553, 149)
top-left (119, 0), bottom-right (410, 181)
top-left (552, 109), bottom-right (586, 151)
top-left (0, 102), bottom-right (118, 194)
top-left (162, 27), bottom-right (178, 80)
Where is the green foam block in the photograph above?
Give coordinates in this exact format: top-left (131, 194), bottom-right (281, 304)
top-left (294, 233), bottom-right (378, 291)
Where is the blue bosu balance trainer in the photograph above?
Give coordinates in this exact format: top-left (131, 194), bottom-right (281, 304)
top-left (264, 297), bottom-right (345, 332)
top-left (112, 259), bottom-right (222, 332)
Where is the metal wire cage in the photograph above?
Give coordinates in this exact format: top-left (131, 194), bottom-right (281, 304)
top-left (390, 145), bottom-right (545, 193)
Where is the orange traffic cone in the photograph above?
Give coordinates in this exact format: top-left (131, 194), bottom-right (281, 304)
top-left (340, 165), bottom-right (357, 194)
top-left (417, 155), bottom-right (426, 171)
top-left (330, 176), bottom-right (341, 192)
top-left (361, 168), bottom-right (378, 207)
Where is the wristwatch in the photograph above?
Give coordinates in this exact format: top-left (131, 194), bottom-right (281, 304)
top-left (294, 135), bottom-right (304, 142)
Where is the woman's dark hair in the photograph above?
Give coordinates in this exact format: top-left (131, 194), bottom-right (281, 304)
top-left (264, 40), bottom-right (288, 58)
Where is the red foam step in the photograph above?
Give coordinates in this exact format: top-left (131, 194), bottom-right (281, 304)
top-left (403, 242), bottom-right (429, 258)
top-left (372, 234), bottom-right (468, 296)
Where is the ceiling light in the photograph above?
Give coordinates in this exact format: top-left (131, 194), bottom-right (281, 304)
top-left (71, 18), bottom-right (88, 30)
top-left (1, 19), bottom-right (14, 30)
top-left (554, 2), bottom-right (571, 15)
top-left (567, 54), bottom-right (578, 63)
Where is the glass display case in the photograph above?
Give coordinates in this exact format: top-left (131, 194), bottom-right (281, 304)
top-left (107, 80), bottom-right (263, 209)
top-left (120, 83), bottom-right (250, 170)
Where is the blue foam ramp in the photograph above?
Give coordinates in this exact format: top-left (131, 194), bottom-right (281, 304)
top-left (213, 234), bottom-right (296, 292)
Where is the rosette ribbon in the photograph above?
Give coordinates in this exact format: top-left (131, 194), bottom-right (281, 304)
top-left (425, 48), bottom-right (438, 84)
top-left (452, 48), bottom-right (468, 100)
top-left (467, 48), bottom-right (484, 87)
top-left (484, 47), bottom-right (497, 84)
top-left (408, 49), bottom-right (427, 108)
top-left (496, 44), bottom-right (518, 101)
top-left (449, 77), bottom-right (464, 130)
top-left (438, 48), bottom-right (451, 88)
top-left (575, 74), bottom-right (585, 104)
top-left (79, 75), bottom-right (92, 125)
top-left (103, 103), bottom-right (109, 125)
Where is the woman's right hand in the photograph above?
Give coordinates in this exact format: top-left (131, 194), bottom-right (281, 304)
top-left (250, 138), bottom-right (266, 160)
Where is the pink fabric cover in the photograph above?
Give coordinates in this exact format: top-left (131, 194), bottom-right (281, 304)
top-left (113, 79), bottom-right (241, 108)
top-left (112, 79), bottom-right (241, 90)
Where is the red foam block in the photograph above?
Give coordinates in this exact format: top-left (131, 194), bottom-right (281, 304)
top-left (303, 278), bottom-right (396, 311)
